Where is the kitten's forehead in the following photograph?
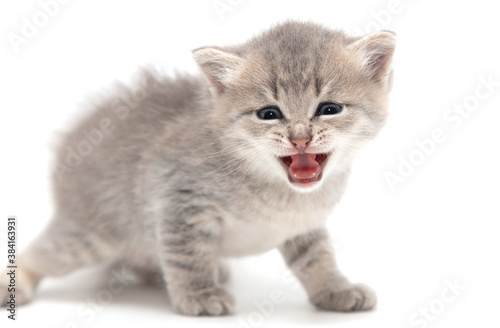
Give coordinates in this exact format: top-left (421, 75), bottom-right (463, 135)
top-left (237, 22), bottom-right (357, 113)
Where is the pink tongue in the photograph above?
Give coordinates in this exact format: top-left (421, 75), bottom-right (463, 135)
top-left (288, 154), bottom-right (321, 181)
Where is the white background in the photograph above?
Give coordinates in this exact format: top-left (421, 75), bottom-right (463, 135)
top-left (1, 0), bottom-right (500, 327)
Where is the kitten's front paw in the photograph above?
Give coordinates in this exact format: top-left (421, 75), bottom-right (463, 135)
top-left (172, 287), bottom-right (235, 316)
top-left (311, 283), bottom-right (376, 312)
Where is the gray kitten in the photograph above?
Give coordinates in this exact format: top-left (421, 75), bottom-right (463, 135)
top-left (1, 21), bottom-right (395, 316)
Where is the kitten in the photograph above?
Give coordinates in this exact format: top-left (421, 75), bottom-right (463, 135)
top-left (1, 21), bottom-right (395, 316)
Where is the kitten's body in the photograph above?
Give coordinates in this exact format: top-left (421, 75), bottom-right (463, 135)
top-left (1, 21), bottom-right (395, 315)
top-left (49, 72), bottom-right (345, 265)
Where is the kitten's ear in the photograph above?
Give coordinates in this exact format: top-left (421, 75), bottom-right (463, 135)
top-left (192, 47), bottom-right (241, 93)
top-left (349, 31), bottom-right (396, 82)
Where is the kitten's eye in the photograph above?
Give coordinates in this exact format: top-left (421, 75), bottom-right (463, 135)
top-left (316, 103), bottom-right (343, 116)
top-left (257, 107), bottom-right (283, 120)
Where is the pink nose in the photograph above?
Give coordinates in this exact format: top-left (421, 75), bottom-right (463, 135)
top-left (291, 138), bottom-right (311, 152)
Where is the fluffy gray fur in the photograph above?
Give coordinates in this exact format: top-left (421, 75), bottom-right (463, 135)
top-left (1, 21), bottom-right (395, 316)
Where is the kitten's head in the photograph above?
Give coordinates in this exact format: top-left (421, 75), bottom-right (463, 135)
top-left (193, 21), bottom-right (396, 192)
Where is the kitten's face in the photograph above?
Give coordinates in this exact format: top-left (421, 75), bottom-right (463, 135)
top-left (194, 22), bottom-right (395, 191)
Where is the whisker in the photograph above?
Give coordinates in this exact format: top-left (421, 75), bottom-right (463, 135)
top-left (225, 149), bottom-right (270, 190)
top-left (194, 137), bottom-right (269, 166)
top-left (203, 139), bottom-right (273, 177)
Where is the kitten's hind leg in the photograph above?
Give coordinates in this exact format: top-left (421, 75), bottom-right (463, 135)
top-left (0, 218), bottom-right (115, 306)
top-left (128, 266), bottom-right (164, 287)
top-left (216, 261), bottom-right (231, 285)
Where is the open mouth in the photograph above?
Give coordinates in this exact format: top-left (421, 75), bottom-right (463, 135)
top-left (278, 153), bottom-right (330, 185)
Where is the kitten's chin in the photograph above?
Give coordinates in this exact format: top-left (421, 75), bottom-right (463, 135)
top-left (287, 179), bottom-right (325, 192)
top-left (277, 152), bottom-right (331, 192)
